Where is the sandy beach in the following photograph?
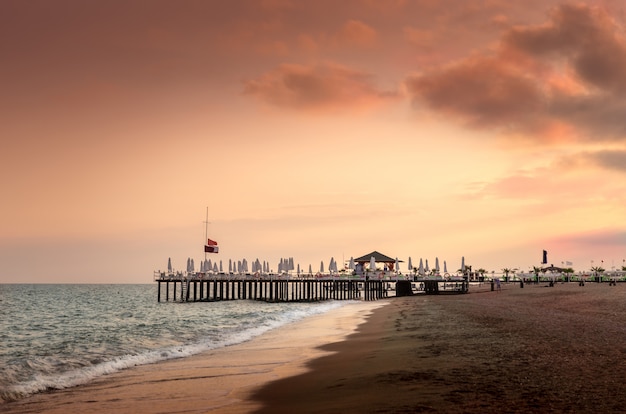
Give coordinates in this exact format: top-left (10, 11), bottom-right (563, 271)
top-left (254, 282), bottom-right (626, 413)
top-left (6, 282), bottom-right (626, 413)
top-left (2, 300), bottom-right (386, 414)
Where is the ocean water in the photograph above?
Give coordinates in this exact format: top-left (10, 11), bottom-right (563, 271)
top-left (0, 284), bottom-right (347, 403)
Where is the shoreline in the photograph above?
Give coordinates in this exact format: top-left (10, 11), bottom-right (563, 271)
top-left (2, 299), bottom-right (388, 413)
top-left (8, 283), bottom-right (626, 412)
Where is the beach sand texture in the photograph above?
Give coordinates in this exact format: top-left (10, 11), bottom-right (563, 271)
top-left (6, 282), bottom-right (626, 413)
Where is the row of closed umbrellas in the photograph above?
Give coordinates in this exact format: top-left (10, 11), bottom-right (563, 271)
top-left (167, 256), bottom-right (466, 275)
top-left (350, 256), bottom-right (466, 275)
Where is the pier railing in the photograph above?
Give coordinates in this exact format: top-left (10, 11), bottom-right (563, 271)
top-left (152, 270), bottom-right (464, 282)
top-left (153, 271), bottom-right (473, 303)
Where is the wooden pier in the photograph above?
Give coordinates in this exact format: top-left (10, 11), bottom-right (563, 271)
top-left (155, 273), bottom-right (389, 302)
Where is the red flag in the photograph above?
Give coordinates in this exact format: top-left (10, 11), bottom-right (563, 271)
top-left (204, 245), bottom-right (219, 253)
top-left (207, 239), bottom-right (218, 246)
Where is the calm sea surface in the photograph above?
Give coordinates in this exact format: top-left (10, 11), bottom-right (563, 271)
top-left (0, 284), bottom-right (346, 402)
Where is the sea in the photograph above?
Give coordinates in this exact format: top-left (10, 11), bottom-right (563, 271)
top-left (0, 284), bottom-right (348, 403)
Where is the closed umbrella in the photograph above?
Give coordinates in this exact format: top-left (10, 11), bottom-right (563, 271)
top-left (370, 256), bottom-right (376, 272)
top-left (418, 258), bottom-right (424, 276)
top-left (167, 258), bottom-right (172, 273)
top-left (407, 257), bottom-right (413, 273)
top-left (395, 257), bottom-right (400, 273)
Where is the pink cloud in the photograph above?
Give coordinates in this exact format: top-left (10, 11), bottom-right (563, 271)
top-left (464, 159), bottom-right (624, 202)
top-left (243, 62), bottom-right (398, 111)
top-left (255, 40), bottom-right (290, 56)
top-left (474, 174), bottom-right (544, 199)
top-left (403, 26), bottom-right (434, 49)
top-left (460, 150), bottom-right (626, 230)
top-left (406, 3), bottom-right (626, 143)
top-left (258, 0), bottom-right (295, 10)
top-left (334, 20), bottom-right (378, 48)
top-left (297, 34), bottom-right (320, 54)
top-left (548, 229), bottom-right (626, 251)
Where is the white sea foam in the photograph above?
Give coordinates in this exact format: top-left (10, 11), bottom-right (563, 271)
top-left (1, 285), bottom-right (348, 402)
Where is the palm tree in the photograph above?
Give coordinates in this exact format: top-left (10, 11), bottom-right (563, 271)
top-left (532, 266), bottom-right (542, 283)
top-left (502, 268), bottom-right (513, 282)
top-left (477, 268), bottom-right (487, 281)
top-left (591, 266), bottom-right (605, 282)
top-left (563, 267), bottom-right (574, 282)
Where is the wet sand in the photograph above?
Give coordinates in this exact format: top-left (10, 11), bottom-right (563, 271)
top-left (253, 282), bottom-right (626, 413)
top-left (6, 282), bottom-right (626, 413)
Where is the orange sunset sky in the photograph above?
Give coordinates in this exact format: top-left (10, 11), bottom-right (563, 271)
top-left (2, 0), bottom-right (626, 283)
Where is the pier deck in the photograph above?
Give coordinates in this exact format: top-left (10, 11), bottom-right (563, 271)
top-left (154, 272), bottom-right (470, 302)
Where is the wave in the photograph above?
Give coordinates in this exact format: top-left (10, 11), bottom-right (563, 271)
top-left (1, 300), bottom-right (347, 403)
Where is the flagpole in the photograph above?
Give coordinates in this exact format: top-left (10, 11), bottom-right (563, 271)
top-left (204, 206), bottom-right (209, 261)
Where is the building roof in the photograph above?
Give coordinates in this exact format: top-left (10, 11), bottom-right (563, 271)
top-left (353, 251), bottom-right (401, 263)
top-left (542, 265), bottom-right (567, 273)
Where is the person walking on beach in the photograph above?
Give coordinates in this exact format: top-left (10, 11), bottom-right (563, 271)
top-left (495, 278), bottom-right (501, 292)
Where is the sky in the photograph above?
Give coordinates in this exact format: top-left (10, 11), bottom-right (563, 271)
top-left (3, 0), bottom-right (626, 283)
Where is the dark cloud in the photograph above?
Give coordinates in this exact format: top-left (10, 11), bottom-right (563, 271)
top-left (406, 56), bottom-right (544, 129)
top-left (549, 93), bottom-right (626, 139)
top-left (505, 4), bottom-right (626, 92)
top-left (583, 150), bottom-right (626, 172)
top-left (406, 3), bottom-right (626, 143)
